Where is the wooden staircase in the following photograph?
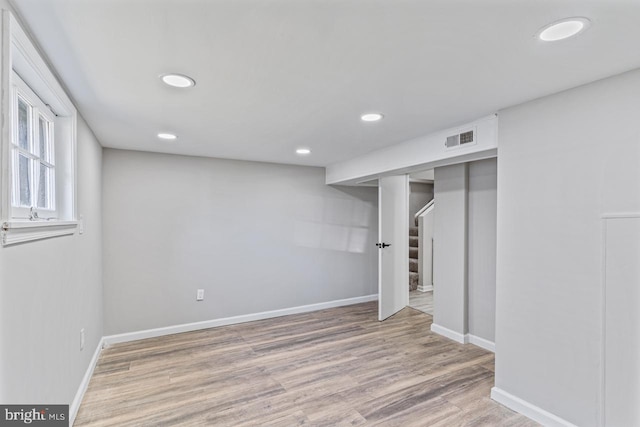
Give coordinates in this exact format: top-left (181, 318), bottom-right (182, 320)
top-left (409, 226), bottom-right (419, 291)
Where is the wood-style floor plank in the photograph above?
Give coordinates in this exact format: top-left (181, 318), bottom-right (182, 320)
top-left (74, 302), bottom-right (537, 426)
top-left (409, 290), bottom-right (433, 315)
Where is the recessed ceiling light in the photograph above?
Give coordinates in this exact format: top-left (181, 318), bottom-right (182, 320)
top-left (361, 113), bottom-right (383, 122)
top-left (160, 73), bottom-right (196, 88)
top-left (157, 132), bottom-right (177, 140)
top-left (537, 17), bottom-right (591, 42)
top-left (296, 148), bottom-right (311, 155)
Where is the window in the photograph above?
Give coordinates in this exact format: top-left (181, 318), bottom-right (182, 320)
top-left (1, 11), bottom-right (77, 246)
top-left (11, 73), bottom-right (57, 219)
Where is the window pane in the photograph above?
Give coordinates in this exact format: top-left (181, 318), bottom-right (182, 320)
top-left (39, 116), bottom-right (47, 160)
top-left (18, 98), bottom-right (29, 150)
top-left (18, 154), bottom-right (31, 206)
top-left (37, 162), bottom-right (48, 209)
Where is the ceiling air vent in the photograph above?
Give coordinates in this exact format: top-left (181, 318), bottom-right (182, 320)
top-left (445, 129), bottom-right (475, 149)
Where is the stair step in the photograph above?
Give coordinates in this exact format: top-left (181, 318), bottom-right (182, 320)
top-left (409, 272), bottom-right (419, 291)
top-left (409, 247), bottom-right (418, 259)
top-left (409, 236), bottom-right (419, 248)
top-left (409, 258), bottom-right (418, 273)
top-left (409, 227), bottom-right (418, 237)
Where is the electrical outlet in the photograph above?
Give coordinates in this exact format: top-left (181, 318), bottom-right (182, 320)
top-left (80, 328), bottom-right (85, 351)
top-left (196, 289), bottom-right (205, 301)
top-left (79, 215), bottom-right (85, 235)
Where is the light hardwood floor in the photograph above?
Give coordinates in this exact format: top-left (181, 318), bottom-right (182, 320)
top-left (75, 302), bottom-right (537, 426)
top-left (409, 290), bottom-right (433, 315)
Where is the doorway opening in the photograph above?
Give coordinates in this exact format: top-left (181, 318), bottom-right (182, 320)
top-left (376, 157), bottom-right (497, 348)
top-left (407, 171), bottom-right (434, 315)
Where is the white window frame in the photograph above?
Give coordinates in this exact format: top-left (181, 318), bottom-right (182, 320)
top-left (0, 11), bottom-right (77, 246)
top-left (11, 72), bottom-right (57, 219)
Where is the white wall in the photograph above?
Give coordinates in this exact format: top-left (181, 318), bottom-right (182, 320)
top-left (326, 115), bottom-right (498, 185)
top-left (102, 149), bottom-right (378, 335)
top-left (468, 158), bottom-right (497, 343)
top-left (418, 207), bottom-right (434, 289)
top-left (604, 217), bottom-right (640, 427)
top-left (494, 68), bottom-right (640, 426)
top-left (431, 159), bottom-right (496, 344)
top-left (432, 163), bottom-right (468, 337)
top-left (409, 182), bottom-right (433, 225)
top-left (0, 116), bottom-right (103, 406)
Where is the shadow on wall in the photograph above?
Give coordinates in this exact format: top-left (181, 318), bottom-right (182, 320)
top-left (293, 186), bottom-right (377, 253)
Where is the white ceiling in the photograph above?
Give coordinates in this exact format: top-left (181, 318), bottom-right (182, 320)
top-left (10, 0), bottom-right (640, 167)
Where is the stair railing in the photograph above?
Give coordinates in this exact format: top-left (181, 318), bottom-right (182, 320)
top-left (414, 199), bottom-right (434, 226)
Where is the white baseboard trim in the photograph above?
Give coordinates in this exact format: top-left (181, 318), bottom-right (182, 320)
top-left (491, 387), bottom-right (578, 427)
top-left (430, 325), bottom-right (495, 353)
top-left (416, 285), bottom-right (433, 292)
top-left (104, 294), bottom-right (378, 346)
top-left (70, 337), bottom-right (104, 426)
top-left (468, 334), bottom-right (495, 352)
top-left (430, 323), bottom-right (468, 344)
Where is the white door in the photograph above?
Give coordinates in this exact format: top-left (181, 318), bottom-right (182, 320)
top-left (378, 175), bottom-right (409, 321)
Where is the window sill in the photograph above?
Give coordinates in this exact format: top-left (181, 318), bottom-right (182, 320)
top-left (1, 220), bottom-right (78, 246)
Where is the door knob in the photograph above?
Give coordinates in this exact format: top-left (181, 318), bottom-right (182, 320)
top-left (376, 242), bottom-right (391, 248)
